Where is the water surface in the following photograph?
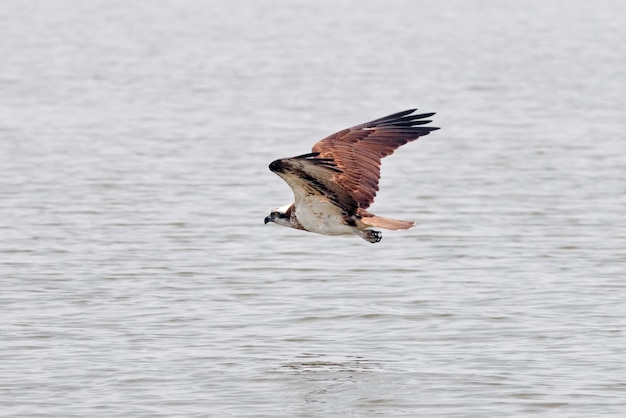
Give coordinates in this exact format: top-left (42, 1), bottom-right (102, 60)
top-left (1, 0), bottom-right (625, 416)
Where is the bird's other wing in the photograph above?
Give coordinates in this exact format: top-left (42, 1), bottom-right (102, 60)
top-left (269, 153), bottom-right (359, 213)
top-left (311, 109), bottom-right (439, 209)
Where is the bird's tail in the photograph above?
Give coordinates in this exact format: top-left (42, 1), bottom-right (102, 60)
top-left (360, 215), bottom-right (415, 230)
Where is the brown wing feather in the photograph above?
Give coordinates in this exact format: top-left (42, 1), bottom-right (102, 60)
top-left (311, 109), bottom-right (439, 209)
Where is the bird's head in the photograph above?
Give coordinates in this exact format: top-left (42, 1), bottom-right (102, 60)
top-left (264, 204), bottom-right (295, 228)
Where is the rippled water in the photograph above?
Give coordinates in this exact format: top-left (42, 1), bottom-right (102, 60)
top-left (1, 0), bottom-right (625, 416)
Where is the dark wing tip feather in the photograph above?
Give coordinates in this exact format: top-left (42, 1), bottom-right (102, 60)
top-left (413, 126), bottom-right (440, 135)
top-left (293, 152), bottom-right (343, 172)
top-left (362, 109), bottom-right (439, 132)
top-left (294, 152), bottom-right (321, 159)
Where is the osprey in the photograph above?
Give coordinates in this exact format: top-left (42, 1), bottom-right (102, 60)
top-left (264, 109), bottom-right (439, 243)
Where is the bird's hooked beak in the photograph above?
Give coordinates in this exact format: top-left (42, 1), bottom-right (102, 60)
top-left (264, 214), bottom-right (274, 224)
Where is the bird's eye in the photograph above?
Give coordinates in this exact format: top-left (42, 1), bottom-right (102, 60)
top-left (271, 211), bottom-right (279, 217)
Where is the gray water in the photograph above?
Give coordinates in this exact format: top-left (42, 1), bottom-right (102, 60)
top-left (1, 0), bottom-right (625, 416)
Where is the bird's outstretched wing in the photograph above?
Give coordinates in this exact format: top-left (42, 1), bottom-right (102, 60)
top-left (311, 109), bottom-right (439, 209)
top-left (269, 153), bottom-right (359, 213)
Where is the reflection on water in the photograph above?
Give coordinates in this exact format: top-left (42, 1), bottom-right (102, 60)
top-left (281, 354), bottom-right (382, 373)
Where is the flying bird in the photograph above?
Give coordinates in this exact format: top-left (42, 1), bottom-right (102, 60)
top-left (264, 109), bottom-right (439, 243)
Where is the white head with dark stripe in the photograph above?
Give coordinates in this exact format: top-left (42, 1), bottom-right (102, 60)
top-left (264, 203), bottom-right (296, 228)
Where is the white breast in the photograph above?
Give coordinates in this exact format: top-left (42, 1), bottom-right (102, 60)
top-left (294, 196), bottom-right (355, 236)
